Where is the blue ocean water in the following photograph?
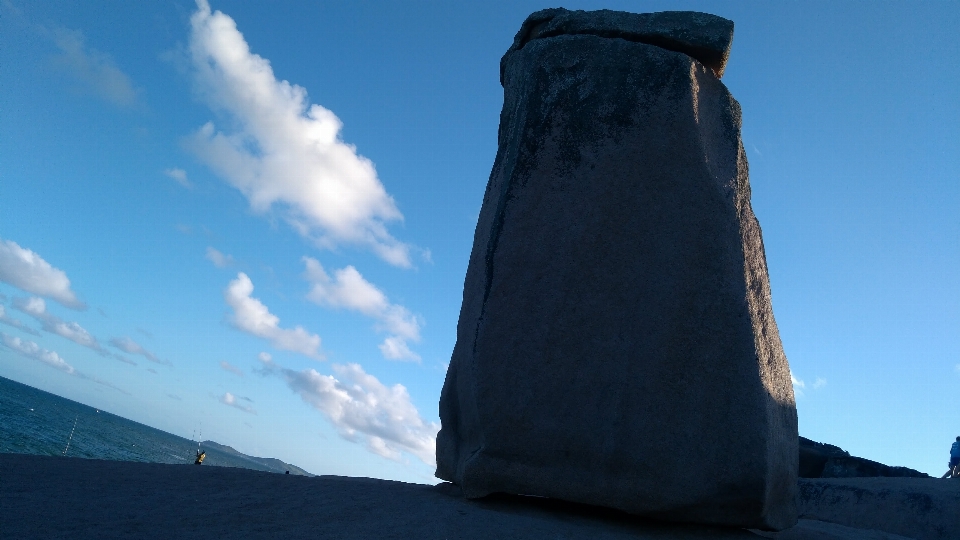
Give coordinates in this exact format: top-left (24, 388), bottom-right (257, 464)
top-left (0, 375), bottom-right (312, 475)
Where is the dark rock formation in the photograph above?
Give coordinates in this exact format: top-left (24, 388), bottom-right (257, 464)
top-left (799, 437), bottom-right (929, 479)
top-left (437, 8), bottom-right (797, 532)
top-left (797, 477), bottom-right (960, 540)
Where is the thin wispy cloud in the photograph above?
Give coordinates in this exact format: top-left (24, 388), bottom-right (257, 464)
top-left (185, 0), bottom-right (413, 267)
top-left (0, 304), bottom-right (40, 336)
top-left (13, 297), bottom-right (110, 357)
top-left (206, 247), bottom-right (234, 268)
top-left (813, 377), bottom-right (827, 390)
top-left (219, 392), bottom-right (256, 414)
top-left (224, 273), bottom-right (322, 359)
top-left (1, 331), bottom-right (75, 374)
top-left (791, 371), bottom-right (805, 398)
top-left (49, 27), bottom-right (139, 109)
top-left (165, 168), bottom-right (192, 188)
top-left (303, 258), bottom-right (422, 362)
top-left (220, 360), bottom-right (244, 377)
top-left (258, 354), bottom-right (437, 465)
top-left (109, 336), bottom-right (169, 366)
top-left (0, 238), bottom-right (84, 309)
top-left (0, 332), bottom-right (128, 394)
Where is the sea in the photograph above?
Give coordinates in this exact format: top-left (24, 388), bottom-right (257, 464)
top-left (0, 375), bottom-right (312, 475)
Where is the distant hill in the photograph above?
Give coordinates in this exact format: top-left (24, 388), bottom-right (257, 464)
top-left (198, 440), bottom-right (313, 476)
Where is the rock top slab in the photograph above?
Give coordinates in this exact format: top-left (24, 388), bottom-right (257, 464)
top-left (502, 8), bottom-right (734, 80)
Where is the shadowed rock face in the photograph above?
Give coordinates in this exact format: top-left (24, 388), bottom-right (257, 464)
top-left (437, 9), bottom-right (797, 531)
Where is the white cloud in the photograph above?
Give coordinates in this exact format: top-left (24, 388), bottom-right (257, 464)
top-left (219, 391), bottom-right (256, 414)
top-left (791, 371), bottom-right (805, 398)
top-left (165, 168), bottom-right (192, 188)
top-left (813, 377), bottom-right (827, 390)
top-left (220, 360), bottom-right (244, 377)
top-left (185, 0), bottom-right (412, 267)
top-left (303, 258), bottom-right (421, 361)
top-left (109, 336), bottom-right (169, 366)
top-left (50, 27), bottom-right (138, 108)
top-left (224, 273), bottom-right (322, 359)
top-left (0, 304), bottom-right (40, 336)
top-left (13, 297), bottom-right (108, 356)
top-left (205, 247), bottom-right (234, 268)
top-left (955, 364), bottom-right (960, 374)
top-left (0, 331), bottom-right (128, 394)
top-left (1, 332), bottom-right (75, 374)
top-left (0, 238), bottom-right (84, 309)
top-left (258, 355), bottom-right (437, 465)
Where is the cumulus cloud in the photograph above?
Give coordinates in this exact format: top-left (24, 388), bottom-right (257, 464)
top-left (185, 0), bottom-right (412, 267)
top-left (303, 258), bottom-right (422, 361)
top-left (0, 304), bottom-right (40, 336)
top-left (258, 355), bottom-right (437, 465)
top-left (50, 27), bottom-right (138, 108)
top-left (219, 392), bottom-right (256, 414)
top-left (220, 360), bottom-right (244, 377)
top-left (165, 168), bottom-right (192, 188)
top-left (0, 238), bottom-right (84, 309)
top-left (109, 336), bottom-right (169, 366)
top-left (224, 273), bottom-right (322, 359)
top-left (205, 247), bottom-right (234, 268)
top-left (13, 297), bottom-right (109, 356)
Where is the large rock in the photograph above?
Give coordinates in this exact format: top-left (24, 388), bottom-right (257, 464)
top-left (437, 8), bottom-right (798, 531)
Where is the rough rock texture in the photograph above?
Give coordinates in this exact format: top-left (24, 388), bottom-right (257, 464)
top-left (799, 437), bottom-right (929, 479)
top-left (503, 8), bottom-right (734, 79)
top-left (437, 8), bottom-right (797, 532)
top-left (797, 477), bottom-right (960, 540)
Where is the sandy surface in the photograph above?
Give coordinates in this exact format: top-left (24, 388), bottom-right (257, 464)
top-left (0, 454), bottom-right (947, 539)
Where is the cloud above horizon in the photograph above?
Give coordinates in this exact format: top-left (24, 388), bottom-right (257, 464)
top-left (165, 168), bottom-right (192, 188)
top-left (109, 336), bottom-right (169, 366)
top-left (224, 273), bottom-right (322, 359)
top-left (12, 297), bottom-right (115, 359)
top-left (220, 360), bottom-right (244, 377)
top-left (205, 247), bottom-right (234, 268)
top-left (50, 27), bottom-right (139, 109)
top-left (258, 354), bottom-right (437, 465)
top-left (0, 238), bottom-right (84, 309)
top-left (0, 332), bottom-right (128, 394)
top-left (0, 304), bottom-right (41, 336)
top-left (219, 392), bottom-right (256, 414)
top-left (303, 258), bottom-right (421, 361)
top-left (185, 0), bottom-right (412, 267)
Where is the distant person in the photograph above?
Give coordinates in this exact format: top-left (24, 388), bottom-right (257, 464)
top-left (285, 471), bottom-right (290, 475)
top-left (951, 437), bottom-right (960, 472)
top-left (195, 449), bottom-right (206, 465)
top-left (943, 437), bottom-right (960, 478)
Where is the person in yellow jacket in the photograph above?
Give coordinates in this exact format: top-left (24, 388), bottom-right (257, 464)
top-left (194, 449), bottom-right (206, 465)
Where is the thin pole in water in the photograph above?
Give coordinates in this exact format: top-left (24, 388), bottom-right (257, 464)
top-left (63, 415), bottom-right (78, 456)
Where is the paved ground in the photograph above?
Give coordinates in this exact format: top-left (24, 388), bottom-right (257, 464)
top-left (0, 454), bottom-right (944, 539)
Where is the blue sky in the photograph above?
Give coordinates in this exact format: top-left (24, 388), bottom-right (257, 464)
top-left (1, 0), bottom-right (957, 482)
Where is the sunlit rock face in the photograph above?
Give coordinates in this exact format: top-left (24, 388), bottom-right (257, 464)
top-left (436, 8), bottom-right (798, 531)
